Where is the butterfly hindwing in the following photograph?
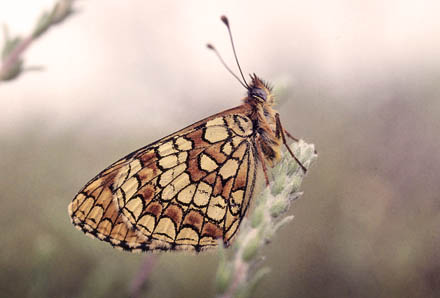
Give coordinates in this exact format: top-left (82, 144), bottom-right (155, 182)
top-left (68, 108), bottom-right (258, 252)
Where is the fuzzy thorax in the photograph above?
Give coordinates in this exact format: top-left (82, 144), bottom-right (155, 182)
top-left (243, 75), bottom-right (282, 167)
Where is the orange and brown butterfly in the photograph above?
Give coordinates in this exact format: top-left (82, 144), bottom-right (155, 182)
top-left (68, 16), bottom-right (307, 253)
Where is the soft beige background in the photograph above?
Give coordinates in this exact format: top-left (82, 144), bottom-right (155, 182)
top-left (1, 1), bottom-right (440, 298)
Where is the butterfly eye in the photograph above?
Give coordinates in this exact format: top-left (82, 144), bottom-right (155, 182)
top-left (250, 88), bottom-right (267, 101)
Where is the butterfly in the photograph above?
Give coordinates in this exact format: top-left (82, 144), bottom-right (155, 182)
top-left (68, 16), bottom-right (307, 253)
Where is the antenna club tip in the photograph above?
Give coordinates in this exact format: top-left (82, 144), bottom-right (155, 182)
top-left (220, 15), bottom-right (229, 26)
top-left (206, 43), bottom-right (214, 50)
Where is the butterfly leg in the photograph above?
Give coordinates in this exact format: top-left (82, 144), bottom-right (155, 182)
top-left (285, 130), bottom-right (300, 142)
top-left (281, 123), bottom-right (318, 154)
top-left (255, 136), bottom-right (271, 186)
top-left (275, 113), bottom-right (308, 173)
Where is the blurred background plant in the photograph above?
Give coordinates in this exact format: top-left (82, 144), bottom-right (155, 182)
top-left (0, 0), bottom-right (76, 82)
top-left (1, 1), bottom-right (440, 298)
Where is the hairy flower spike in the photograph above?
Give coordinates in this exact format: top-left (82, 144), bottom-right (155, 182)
top-left (215, 140), bottom-right (317, 298)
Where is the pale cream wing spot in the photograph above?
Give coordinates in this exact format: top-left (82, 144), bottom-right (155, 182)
top-left (175, 227), bottom-right (199, 245)
top-left (177, 152), bottom-right (188, 163)
top-left (206, 117), bottom-right (226, 127)
top-left (78, 197), bottom-right (94, 218)
top-left (85, 179), bottom-right (105, 196)
top-left (161, 172), bottom-right (191, 201)
top-left (219, 159), bottom-right (239, 180)
top-left (206, 195), bottom-right (227, 221)
top-left (200, 153), bottom-right (219, 171)
top-left (157, 140), bottom-right (178, 157)
top-left (175, 137), bottom-right (192, 150)
top-left (120, 176), bottom-right (140, 201)
top-left (224, 218), bottom-right (240, 240)
top-left (110, 222), bottom-right (127, 240)
top-left (204, 126), bottom-right (229, 143)
top-left (231, 190), bottom-right (244, 204)
top-left (114, 188), bottom-right (125, 209)
top-left (153, 217), bottom-right (176, 240)
top-left (222, 142), bottom-right (233, 155)
top-left (129, 159), bottom-right (142, 177)
top-left (224, 208), bottom-right (236, 230)
top-left (158, 154), bottom-right (178, 169)
top-left (158, 163), bottom-right (187, 187)
top-left (137, 214), bottom-right (156, 234)
top-left (123, 196), bottom-right (144, 222)
top-left (69, 193), bottom-right (86, 214)
top-left (193, 182), bottom-right (213, 207)
top-left (230, 190), bottom-right (244, 214)
top-left (232, 136), bottom-right (243, 148)
top-left (97, 220), bottom-right (113, 236)
top-left (177, 184), bottom-right (196, 204)
top-left (114, 163), bottom-right (130, 189)
top-left (86, 205), bottom-right (104, 226)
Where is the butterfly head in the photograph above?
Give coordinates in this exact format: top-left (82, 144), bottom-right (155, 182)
top-left (247, 74), bottom-right (274, 106)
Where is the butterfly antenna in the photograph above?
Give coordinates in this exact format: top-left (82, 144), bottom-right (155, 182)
top-left (207, 43), bottom-right (248, 89)
top-left (220, 15), bottom-right (250, 89)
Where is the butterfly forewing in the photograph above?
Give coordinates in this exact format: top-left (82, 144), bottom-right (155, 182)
top-left (68, 107), bottom-right (258, 252)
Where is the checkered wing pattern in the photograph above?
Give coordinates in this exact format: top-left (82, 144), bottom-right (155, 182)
top-left (68, 109), bottom-right (258, 252)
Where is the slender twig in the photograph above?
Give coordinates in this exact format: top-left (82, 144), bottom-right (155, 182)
top-left (0, 0), bottom-right (77, 82)
top-left (0, 35), bottom-right (33, 80)
top-left (215, 140), bottom-right (317, 298)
